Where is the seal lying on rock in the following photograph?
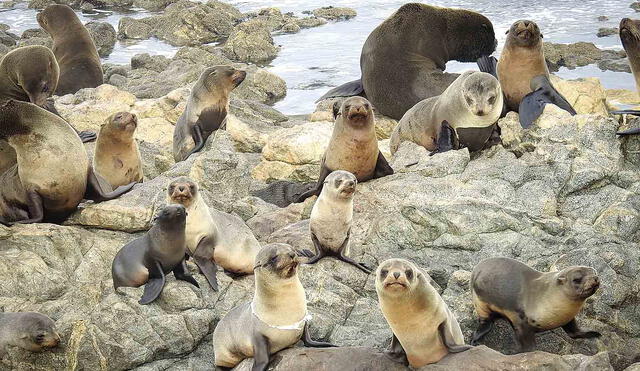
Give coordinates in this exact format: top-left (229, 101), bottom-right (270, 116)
top-left (375, 259), bottom-right (471, 367)
top-left (305, 170), bottom-right (371, 273)
top-left (111, 204), bottom-right (199, 305)
top-left (172, 66), bottom-right (246, 162)
top-left (0, 100), bottom-right (135, 225)
top-left (317, 3), bottom-right (497, 120)
top-left (213, 243), bottom-right (334, 370)
top-left (470, 257), bottom-right (601, 352)
top-left (390, 71), bottom-right (503, 155)
top-left (166, 177), bottom-right (261, 291)
top-left (0, 312), bottom-right (60, 358)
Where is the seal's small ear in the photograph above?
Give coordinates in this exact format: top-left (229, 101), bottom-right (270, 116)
top-left (505, 29), bottom-right (509, 34)
top-left (332, 101), bottom-right (341, 119)
top-left (540, 33), bottom-right (544, 38)
top-left (556, 275), bottom-right (566, 284)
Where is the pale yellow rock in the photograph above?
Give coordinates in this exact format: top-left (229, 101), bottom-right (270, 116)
top-left (226, 114), bottom-right (269, 153)
top-left (251, 160), bottom-right (320, 182)
top-left (262, 121), bottom-right (333, 164)
top-left (606, 89), bottom-right (640, 111)
top-left (550, 75), bottom-right (608, 116)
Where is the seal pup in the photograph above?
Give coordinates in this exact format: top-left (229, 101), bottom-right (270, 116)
top-left (305, 170), bottom-right (371, 274)
top-left (470, 257), bottom-right (601, 352)
top-left (111, 204), bottom-right (199, 305)
top-left (93, 112), bottom-right (143, 188)
top-left (213, 243), bottom-right (334, 370)
top-left (0, 100), bottom-right (135, 225)
top-left (390, 71), bottom-right (503, 155)
top-left (519, 75), bottom-right (576, 128)
top-left (375, 259), bottom-right (471, 367)
top-left (0, 312), bottom-right (60, 358)
top-left (317, 3), bottom-right (497, 120)
top-left (173, 66), bottom-right (246, 162)
top-left (611, 19), bottom-right (640, 121)
top-left (166, 177), bottom-right (261, 291)
top-left (37, 4), bottom-right (103, 95)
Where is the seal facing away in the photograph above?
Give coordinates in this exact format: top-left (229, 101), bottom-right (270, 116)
top-left (0, 312), bottom-right (60, 358)
top-left (376, 259), bottom-right (471, 367)
top-left (390, 71), bottom-right (503, 155)
top-left (37, 4), bottom-right (103, 95)
top-left (470, 257), bottom-right (601, 352)
top-left (166, 177), bottom-right (260, 291)
top-left (213, 243), bottom-right (334, 370)
top-left (0, 100), bottom-right (135, 225)
top-left (317, 3), bottom-right (497, 120)
top-left (111, 204), bottom-right (199, 305)
top-left (93, 112), bottom-right (143, 188)
top-left (173, 66), bottom-right (246, 162)
top-left (305, 170), bottom-right (371, 273)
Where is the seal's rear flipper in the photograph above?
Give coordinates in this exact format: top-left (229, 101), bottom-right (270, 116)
top-left (384, 334), bottom-right (409, 365)
top-left (373, 151), bottom-right (394, 178)
top-left (561, 319), bottom-right (601, 339)
top-left (477, 55), bottom-right (498, 78)
top-left (617, 127), bottom-right (640, 136)
top-left (430, 120), bottom-right (459, 156)
top-left (302, 322), bottom-right (335, 347)
top-left (252, 180), bottom-right (317, 208)
top-left (611, 110), bottom-right (640, 116)
top-left (173, 259), bottom-right (200, 288)
top-left (139, 261), bottom-right (166, 305)
top-left (438, 321), bottom-right (473, 353)
top-left (7, 191), bottom-right (44, 225)
top-left (470, 317), bottom-right (495, 345)
top-left (315, 79), bottom-right (364, 103)
top-left (86, 168), bottom-right (136, 202)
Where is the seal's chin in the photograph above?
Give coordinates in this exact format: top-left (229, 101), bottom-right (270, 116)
top-left (232, 71), bottom-right (247, 87)
top-left (384, 281), bottom-right (407, 290)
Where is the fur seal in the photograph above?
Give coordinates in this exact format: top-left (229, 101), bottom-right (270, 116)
top-left (317, 3), bottom-right (497, 120)
top-left (390, 71), bottom-right (503, 155)
top-left (166, 176), bottom-right (261, 291)
top-left (37, 4), bottom-right (103, 95)
top-left (0, 312), bottom-right (60, 358)
top-left (213, 243), bottom-right (333, 370)
top-left (305, 170), bottom-right (371, 273)
top-left (173, 66), bottom-right (246, 162)
top-left (375, 259), bottom-right (471, 367)
top-left (93, 112), bottom-right (143, 188)
top-left (111, 204), bottom-right (199, 305)
top-left (0, 100), bottom-right (135, 225)
top-left (470, 257), bottom-right (601, 352)
top-left (611, 19), bottom-right (640, 121)
top-left (519, 75), bottom-right (576, 128)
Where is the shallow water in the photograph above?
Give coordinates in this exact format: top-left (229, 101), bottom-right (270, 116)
top-left (2, 0), bottom-right (638, 114)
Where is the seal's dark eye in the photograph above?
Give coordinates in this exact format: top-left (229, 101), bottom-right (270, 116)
top-left (465, 96), bottom-right (474, 106)
top-left (42, 84), bottom-right (49, 92)
top-left (405, 270), bottom-right (413, 279)
top-left (573, 278), bottom-right (582, 284)
top-left (488, 96), bottom-right (496, 105)
top-left (190, 185), bottom-right (195, 191)
top-left (269, 255), bottom-right (278, 264)
top-left (380, 269), bottom-right (388, 277)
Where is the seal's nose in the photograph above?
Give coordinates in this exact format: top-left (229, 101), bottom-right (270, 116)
top-left (345, 180), bottom-right (355, 187)
top-left (178, 186), bottom-right (185, 192)
top-left (393, 272), bottom-right (400, 279)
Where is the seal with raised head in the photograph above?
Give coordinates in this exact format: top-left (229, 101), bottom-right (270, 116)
top-left (166, 176), bottom-right (261, 291)
top-left (470, 257), bottom-right (601, 352)
top-left (0, 100), bottom-right (135, 225)
top-left (610, 19), bottom-right (640, 121)
top-left (111, 204), bottom-right (199, 305)
top-left (213, 243), bottom-right (334, 370)
top-left (0, 312), bottom-right (60, 358)
top-left (93, 112), bottom-right (143, 188)
top-left (375, 258), bottom-right (471, 367)
top-left (317, 3), bottom-right (497, 120)
top-left (37, 4), bottom-right (103, 95)
top-left (305, 170), bottom-right (371, 273)
top-left (390, 71), bottom-right (503, 155)
top-left (173, 66), bottom-right (246, 162)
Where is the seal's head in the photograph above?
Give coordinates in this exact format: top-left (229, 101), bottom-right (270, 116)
top-left (461, 72), bottom-right (502, 117)
top-left (167, 177), bottom-right (199, 208)
top-left (620, 18), bottom-right (640, 53)
top-left (322, 170), bottom-right (357, 200)
top-left (200, 65), bottom-right (247, 94)
top-left (507, 20), bottom-right (543, 47)
top-left (555, 266), bottom-right (600, 300)
top-left (100, 112), bottom-right (137, 140)
top-left (154, 204), bottom-right (187, 229)
top-left (6, 46), bottom-right (59, 107)
top-left (16, 313), bottom-right (61, 352)
top-left (336, 96), bottom-right (373, 127)
top-left (375, 258), bottom-right (421, 297)
top-left (254, 243), bottom-right (300, 279)
top-left (37, 4), bottom-right (79, 35)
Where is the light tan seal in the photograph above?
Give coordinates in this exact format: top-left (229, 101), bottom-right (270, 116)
top-left (172, 66), bottom-right (246, 162)
top-left (0, 312), bottom-right (60, 358)
top-left (37, 4), bottom-right (103, 95)
top-left (166, 177), bottom-right (261, 291)
top-left (213, 243), bottom-right (333, 370)
top-left (375, 258), bottom-right (471, 367)
top-left (470, 257), bottom-right (601, 352)
top-left (390, 71), bottom-right (503, 155)
top-left (93, 112), bottom-right (143, 188)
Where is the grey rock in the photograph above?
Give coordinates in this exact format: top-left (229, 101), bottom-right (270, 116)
top-left (85, 21), bottom-right (116, 57)
top-left (632, 2), bottom-right (640, 12)
top-left (597, 27), bottom-right (619, 37)
top-left (223, 19), bottom-right (279, 63)
top-left (598, 16), bottom-right (609, 21)
top-left (544, 42), bottom-right (626, 72)
top-left (312, 6), bottom-right (357, 21)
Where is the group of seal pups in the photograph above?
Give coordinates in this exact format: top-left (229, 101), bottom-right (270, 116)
top-left (0, 1), bottom-right (628, 367)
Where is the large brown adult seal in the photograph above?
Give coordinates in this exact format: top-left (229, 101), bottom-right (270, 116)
top-left (375, 259), bottom-right (471, 367)
top-left (111, 204), bottom-right (199, 305)
top-left (317, 3), bottom-right (497, 120)
top-left (0, 100), bottom-right (135, 225)
top-left (610, 19), bottom-right (640, 124)
top-left (0, 312), bottom-right (60, 358)
top-left (470, 257), bottom-right (601, 352)
top-left (213, 243), bottom-right (333, 370)
top-left (390, 71), bottom-right (503, 155)
top-left (37, 4), bottom-right (103, 95)
top-left (173, 66), bottom-right (246, 162)
top-left (93, 112), bottom-right (143, 188)
top-left (166, 177), bottom-right (261, 291)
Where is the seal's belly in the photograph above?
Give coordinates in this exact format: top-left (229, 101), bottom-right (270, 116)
top-left (391, 319), bottom-right (448, 368)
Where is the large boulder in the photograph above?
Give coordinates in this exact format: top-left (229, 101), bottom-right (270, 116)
top-left (85, 21), bottom-right (116, 57)
top-left (544, 42), bottom-right (626, 72)
top-left (222, 19), bottom-right (279, 63)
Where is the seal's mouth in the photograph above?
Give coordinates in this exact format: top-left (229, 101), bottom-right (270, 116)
top-left (578, 279), bottom-right (600, 299)
top-left (170, 193), bottom-right (192, 204)
top-left (384, 281), bottom-right (407, 289)
top-left (232, 70), bottom-right (247, 87)
top-left (347, 111), bottom-right (369, 121)
top-left (516, 29), bottom-right (532, 40)
top-left (281, 260), bottom-right (298, 278)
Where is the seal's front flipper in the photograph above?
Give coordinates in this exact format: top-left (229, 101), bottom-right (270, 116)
top-left (384, 334), bottom-right (408, 365)
top-left (173, 259), bottom-right (200, 288)
top-left (252, 180), bottom-right (317, 208)
top-left (315, 79), bottom-right (363, 103)
top-left (86, 168), bottom-right (136, 201)
top-left (430, 120), bottom-right (459, 156)
top-left (78, 131), bottom-right (97, 143)
top-left (252, 333), bottom-right (271, 371)
top-left (302, 322), bottom-right (335, 347)
top-left (611, 110), bottom-right (640, 116)
top-left (336, 229), bottom-right (372, 274)
top-left (519, 89), bottom-right (547, 129)
top-left (617, 127), bottom-right (640, 136)
top-left (561, 319), bottom-right (601, 339)
top-left (477, 56), bottom-right (498, 78)
top-left (185, 125), bottom-right (205, 160)
top-left (305, 232), bottom-right (327, 265)
top-left (192, 238), bottom-right (219, 291)
top-left (438, 320), bottom-right (473, 353)
top-left (140, 261), bottom-right (166, 305)
top-left (373, 151), bottom-right (394, 179)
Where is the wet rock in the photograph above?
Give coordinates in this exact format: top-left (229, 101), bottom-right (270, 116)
top-left (295, 17), bottom-right (328, 29)
top-left (281, 22), bottom-right (301, 34)
top-left (27, 0), bottom-right (56, 9)
top-left (312, 6), bottom-right (357, 21)
top-left (606, 89), bottom-right (640, 111)
top-left (598, 58), bottom-right (632, 73)
top-left (544, 42), bottom-right (626, 72)
top-left (0, 30), bottom-right (18, 47)
top-left (632, 2), bottom-right (640, 12)
top-left (117, 17), bottom-right (153, 40)
top-left (132, 0), bottom-right (177, 11)
top-left (598, 16), bottom-right (609, 21)
top-left (597, 27), bottom-right (618, 37)
top-left (85, 21), bottom-right (116, 57)
top-left (223, 19), bottom-right (279, 63)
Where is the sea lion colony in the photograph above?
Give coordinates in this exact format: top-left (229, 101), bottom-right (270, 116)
top-left (2, 1), bottom-right (636, 368)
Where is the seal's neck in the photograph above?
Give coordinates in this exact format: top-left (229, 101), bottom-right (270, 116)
top-left (253, 272), bottom-right (307, 326)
